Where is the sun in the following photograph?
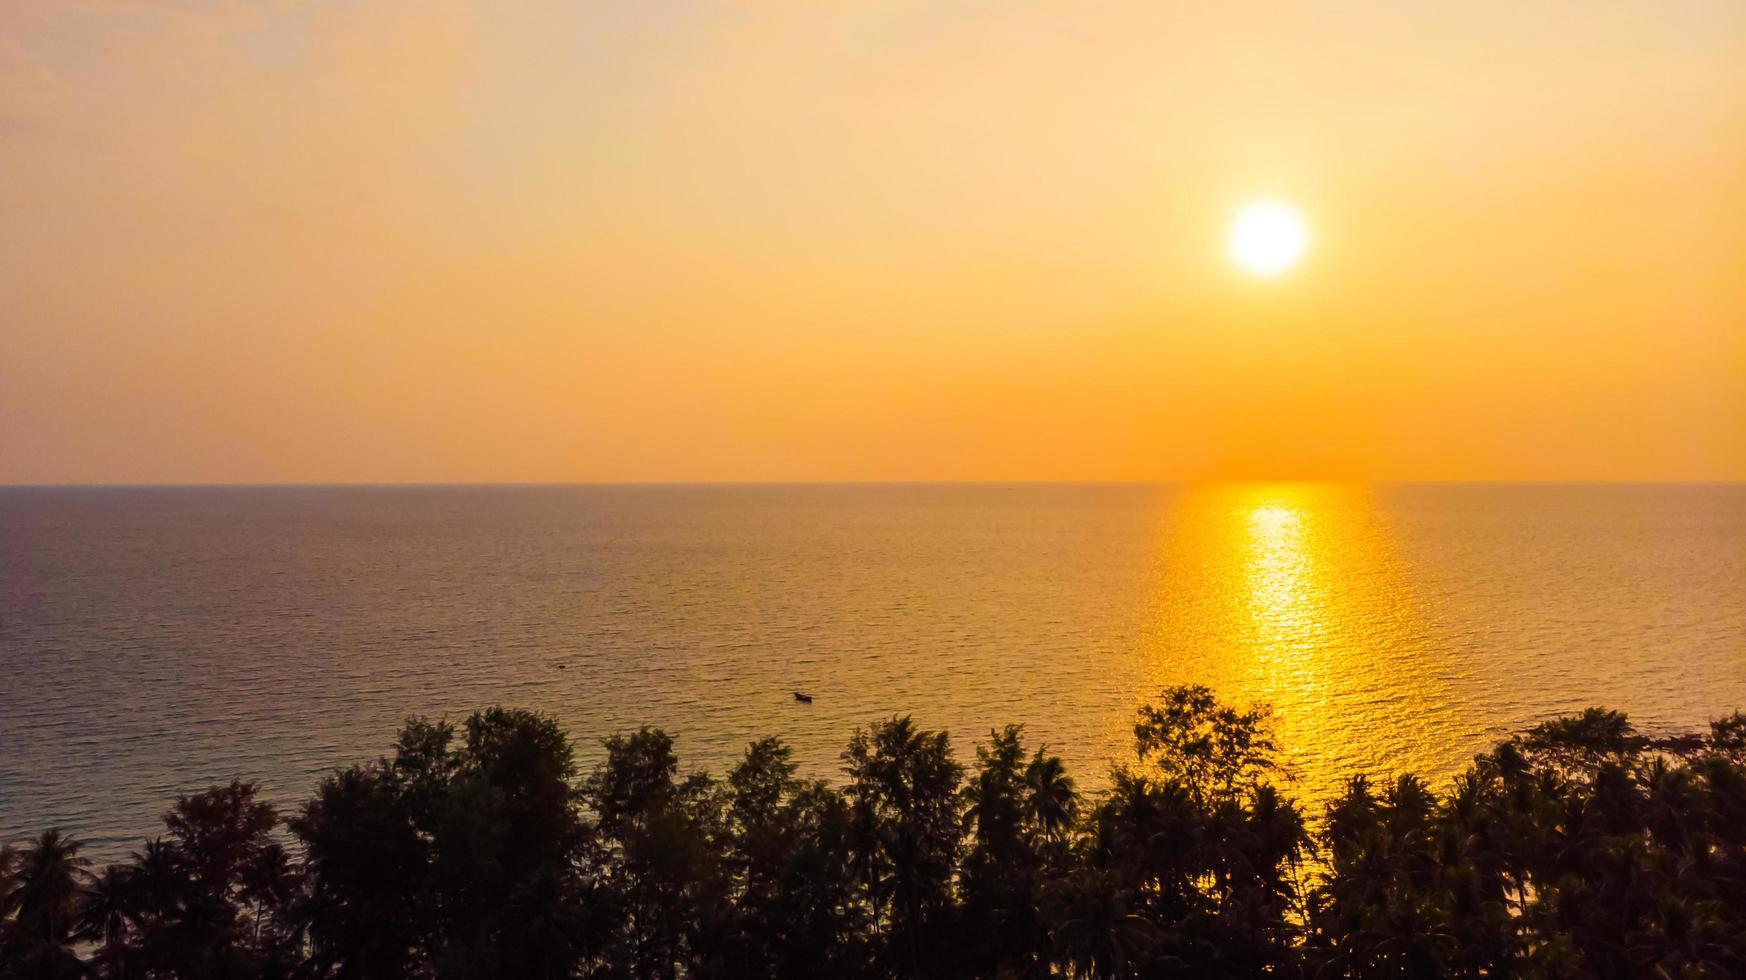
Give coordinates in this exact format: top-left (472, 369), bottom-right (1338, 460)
top-left (1228, 200), bottom-right (1309, 277)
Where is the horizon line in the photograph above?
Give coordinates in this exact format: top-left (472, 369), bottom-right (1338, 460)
top-left (4, 478), bottom-right (1743, 490)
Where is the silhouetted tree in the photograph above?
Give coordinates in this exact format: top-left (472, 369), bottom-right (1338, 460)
top-left (74, 864), bottom-right (137, 980)
top-left (0, 844), bottom-right (17, 928)
top-left (585, 726), bottom-right (730, 978)
top-left (1131, 685), bottom-right (1280, 808)
top-left (1076, 686), bottom-right (1307, 977)
top-left (0, 830), bottom-right (85, 980)
top-left (959, 726), bottom-right (1077, 977)
top-left (82, 780), bottom-right (303, 979)
top-left (7, 685), bottom-right (1746, 980)
top-left (293, 762), bottom-right (430, 978)
top-left (843, 716), bottom-right (964, 978)
top-left (715, 737), bottom-right (867, 978)
top-left (429, 708), bottom-right (598, 979)
top-left (294, 708), bottom-right (602, 980)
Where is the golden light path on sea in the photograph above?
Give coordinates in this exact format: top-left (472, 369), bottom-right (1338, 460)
top-left (1128, 484), bottom-right (1463, 806)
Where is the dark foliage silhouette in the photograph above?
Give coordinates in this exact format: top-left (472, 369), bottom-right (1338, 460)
top-left (5, 688), bottom-right (1745, 978)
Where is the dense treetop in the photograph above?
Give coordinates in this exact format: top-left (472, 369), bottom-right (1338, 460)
top-left (4, 687), bottom-right (1744, 978)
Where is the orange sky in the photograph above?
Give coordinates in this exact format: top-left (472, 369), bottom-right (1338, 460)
top-left (2, 2), bottom-right (1742, 483)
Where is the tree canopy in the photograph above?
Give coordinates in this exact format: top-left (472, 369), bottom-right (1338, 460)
top-left (4, 688), bottom-right (1744, 978)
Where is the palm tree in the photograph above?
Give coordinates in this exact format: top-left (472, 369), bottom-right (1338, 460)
top-left (76, 864), bottom-right (138, 979)
top-left (0, 843), bottom-right (20, 923)
top-left (1044, 866), bottom-right (1161, 978)
top-left (3, 829), bottom-right (87, 978)
top-left (843, 715), bottom-right (965, 978)
top-left (1025, 748), bottom-right (1079, 845)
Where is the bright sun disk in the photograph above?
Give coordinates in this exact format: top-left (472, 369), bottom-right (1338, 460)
top-left (1229, 201), bottom-right (1309, 277)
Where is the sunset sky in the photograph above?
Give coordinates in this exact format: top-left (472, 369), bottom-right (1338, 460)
top-left (3, 1), bottom-right (1742, 484)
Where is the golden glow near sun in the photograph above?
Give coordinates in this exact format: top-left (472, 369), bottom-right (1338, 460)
top-left (1, 5), bottom-right (1743, 485)
top-left (1229, 201), bottom-right (1309, 277)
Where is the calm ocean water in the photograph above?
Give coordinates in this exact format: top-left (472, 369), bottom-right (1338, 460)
top-left (2, 483), bottom-right (1743, 860)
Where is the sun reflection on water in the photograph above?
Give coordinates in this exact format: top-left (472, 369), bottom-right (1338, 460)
top-left (1246, 501), bottom-right (1317, 647)
top-left (1139, 484), bottom-right (1465, 805)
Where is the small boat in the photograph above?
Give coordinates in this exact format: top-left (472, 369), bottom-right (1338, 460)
top-left (793, 691), bottom-right (813, 703)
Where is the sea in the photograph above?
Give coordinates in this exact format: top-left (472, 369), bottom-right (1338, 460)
top-left (2, 483), bottom-right (1742, 862)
